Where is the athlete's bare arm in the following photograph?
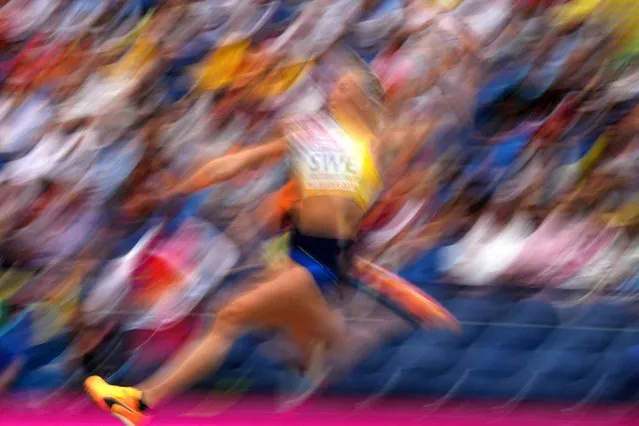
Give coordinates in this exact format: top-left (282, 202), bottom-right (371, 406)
top-left (169, 138), bottom-right (288, 197)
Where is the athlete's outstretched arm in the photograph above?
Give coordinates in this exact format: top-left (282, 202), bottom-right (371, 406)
top-left (169, 139), bottom-right (288, 197)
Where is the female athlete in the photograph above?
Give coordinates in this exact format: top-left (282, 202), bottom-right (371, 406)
top-left (85, 55), bottom-right (393, 425)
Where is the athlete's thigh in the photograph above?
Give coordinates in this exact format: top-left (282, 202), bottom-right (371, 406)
top-left (220, 264), bottom-right (336, 336)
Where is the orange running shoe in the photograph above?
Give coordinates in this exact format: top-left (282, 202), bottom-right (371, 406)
top-left (84, 376), bottom-right (149, 426)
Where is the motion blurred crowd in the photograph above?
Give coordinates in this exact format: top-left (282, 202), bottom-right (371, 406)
top-left (0, 0), bottom-right (637, 396)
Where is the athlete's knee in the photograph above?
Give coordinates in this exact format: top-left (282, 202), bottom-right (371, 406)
top-left (213, 301), bottom-right (249, 336)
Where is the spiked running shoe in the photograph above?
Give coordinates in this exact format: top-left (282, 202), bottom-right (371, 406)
top-left (84, 376), bottom-right (149, 426)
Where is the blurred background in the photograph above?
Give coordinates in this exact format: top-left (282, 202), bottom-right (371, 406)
top-left (0, 0), bottom-right (638, 418)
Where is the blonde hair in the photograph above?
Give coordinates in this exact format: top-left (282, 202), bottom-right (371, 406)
top-left (337, 47), bottom-right (386, 109)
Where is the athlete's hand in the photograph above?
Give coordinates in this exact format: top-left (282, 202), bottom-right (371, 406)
top-left (226, 214), bottom-right (259, 247)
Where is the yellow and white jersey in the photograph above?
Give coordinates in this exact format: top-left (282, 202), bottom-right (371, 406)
top-left (287, 113), bottom-right (382, 211)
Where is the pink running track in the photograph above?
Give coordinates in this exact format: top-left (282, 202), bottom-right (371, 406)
top-left (0, 395), bottom-right (637, 426)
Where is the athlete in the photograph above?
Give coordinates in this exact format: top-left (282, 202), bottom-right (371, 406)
top-left (84, 54), bottom-right (392, 426)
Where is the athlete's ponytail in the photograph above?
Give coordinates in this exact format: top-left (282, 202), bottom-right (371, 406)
top-left (345, 47), bottom-right (386, 109)
top-left (329, 46), bottom-right (386, 109)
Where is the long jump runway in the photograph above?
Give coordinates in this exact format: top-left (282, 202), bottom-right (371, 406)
top-left (0, 395), bottom-right (637, 426)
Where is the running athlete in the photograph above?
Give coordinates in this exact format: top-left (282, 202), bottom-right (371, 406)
top-left (85, 56), bottom-right (391, 426)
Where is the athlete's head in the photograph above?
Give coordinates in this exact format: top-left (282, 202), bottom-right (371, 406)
top-left (327, 51), bottom-right (385, 131)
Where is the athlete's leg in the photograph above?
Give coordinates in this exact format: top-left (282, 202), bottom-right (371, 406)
top-left (139, 264), bottom-right (341, 406)
top-left (85, 263), bottom-right (342, 422)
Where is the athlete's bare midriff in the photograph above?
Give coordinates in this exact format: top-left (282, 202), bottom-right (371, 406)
top-left (293, 195), bottom-right (366, 240)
